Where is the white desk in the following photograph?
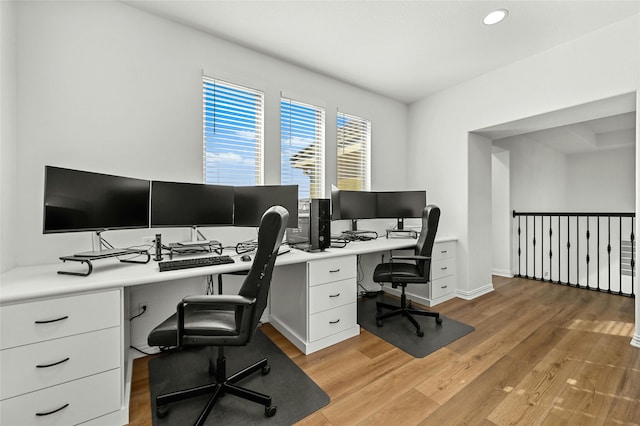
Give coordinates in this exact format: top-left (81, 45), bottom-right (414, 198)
top-left (0, 236), bottom-right (455, 425)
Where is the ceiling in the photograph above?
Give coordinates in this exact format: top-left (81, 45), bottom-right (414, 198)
top-left (494, 112), bottom-right (636, 154)
top-left (123, 0), bottom-right (640, 104)
top-left (478, 93), bottom-right (637, 154)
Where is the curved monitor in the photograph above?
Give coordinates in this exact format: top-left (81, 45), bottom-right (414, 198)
top-left (43, 166), bottom-right (150, 234)
top-left (234, 185), bottom-right (298, 228)
top-left (150, 181), bottom-right (234, 228)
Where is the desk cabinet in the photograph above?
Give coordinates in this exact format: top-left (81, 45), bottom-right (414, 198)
top-left (384, 240), bottom-right (457, 307)
top-left (0, 289), bottom-right (125, 426)
top-left (269, 255), bottom-right (360, 355)
top-left (429, 240), bottom-right (456, 304)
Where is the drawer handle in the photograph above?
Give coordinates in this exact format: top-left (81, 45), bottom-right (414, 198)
top-left (35, 315), bottom-right (69, 324)
top-left (441, 267), bottom-right (448, 270)
top-left (440, 250), bottom-right (447, 254)
top-left (329, 293), bottom-right (341, 298)
top-left (329, 269), bottom-right (341, 273)
top-left (36, 403), bottom-right (69, 417)
top-left (441, 285), bottom-right (448, 289)
top-left (36, 357), bottom-right (70, 368)
top-left (329, 319), bottom-right (341, 324)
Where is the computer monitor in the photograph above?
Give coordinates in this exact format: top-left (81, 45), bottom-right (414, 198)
top-left (377, 190), bottom-right (426, 230)
top-left (331, 186), bottom-right (377, 231)
top-left (233, 185), bottom-right (299, 228)
top-left (150, 181), bottom-right (234, 244)
top-left (43, 166), bottom-right (150, 255)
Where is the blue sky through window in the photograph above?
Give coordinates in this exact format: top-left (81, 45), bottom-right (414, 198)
top-left (280, 99), bottom-right (324, 200)
top-left (203, 79), bottom-right (263, 186)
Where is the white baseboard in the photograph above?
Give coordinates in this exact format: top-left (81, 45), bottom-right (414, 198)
top-left (631, 333), bottom-right (640, 349)
top-left (456, 283), bottom-right (494, 300)
top-left (492, 269), bottom-right (513, 278)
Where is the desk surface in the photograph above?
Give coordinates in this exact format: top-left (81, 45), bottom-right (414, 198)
top-left (0, 236), bottom-right (455, 305)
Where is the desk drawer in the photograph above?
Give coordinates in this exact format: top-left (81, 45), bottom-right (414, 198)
top-left (309, 303), bottom-right (357, 342)
top-left (309, 278), bottom-right (357, 314)
top-left (432, 241), bottom-right (455, 262)
top-left (1, 290), bottom-right (121, 350)
top-left (0, 368), bottom-right (121, 426)
top-left (308, 256), bottom-right (356, 286)
top-left (1, 327), bottom-right (121, 400)
top-left (431, 275), bottom-right (455, 300)
top-left (431, 258), bottom-right (455, 281)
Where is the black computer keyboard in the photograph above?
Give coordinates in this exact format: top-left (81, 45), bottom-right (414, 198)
top-left (159, 255), bottom-right (235, 272)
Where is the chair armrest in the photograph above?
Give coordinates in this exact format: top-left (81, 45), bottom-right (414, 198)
top-left (390, 255), bottom-right (431, 261)
top-left (182, 295), bottom-right (256, 306)
top-left (176, 295), bottom-right (257, 344)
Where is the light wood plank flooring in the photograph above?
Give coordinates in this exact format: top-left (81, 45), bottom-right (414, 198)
top-left (128, 276), bottom-right (640, 425)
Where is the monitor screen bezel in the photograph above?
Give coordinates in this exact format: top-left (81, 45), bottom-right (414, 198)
top-left (233, 185), bottom-right (299, 228)
top-left (333, 189), bottom-right (378, 220)
top-left (150, 180), bottom-right (235, 228)
top-left (376, 190), bottom-right (427, 219)
top-left (43, 166), bottom-right (151, 234)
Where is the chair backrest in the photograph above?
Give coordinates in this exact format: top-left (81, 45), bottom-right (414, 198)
top-left (415, 205), bottom-right (440, 278)
top-left (238, 205), bottom-right (289, 337)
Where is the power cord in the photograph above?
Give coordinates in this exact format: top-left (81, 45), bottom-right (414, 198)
top-left (129, 305), bottom-right (147, 321)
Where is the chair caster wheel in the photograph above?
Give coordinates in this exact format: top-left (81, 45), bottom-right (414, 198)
top-left (436, 317), bottom-right (443, 325)
top-left (156, 405), bottom-right (169, 419)
top-left (262, 365), bottom-right (271, 375)
top-left (417, 330), bottom-right (424, 337)
top-left (376, 320), bottom-right (383, 327)
top-left (265, 405), bottom-right (277, 417)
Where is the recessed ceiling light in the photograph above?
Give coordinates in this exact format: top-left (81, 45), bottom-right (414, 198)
top-left (483, 9), bottom-right (508, 25)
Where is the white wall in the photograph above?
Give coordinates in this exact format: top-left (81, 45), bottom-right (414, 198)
top-left (491, 150), bottom-right (511, 277)
top-left (408, 15), bottom-right (639, 299)
top-left (493, 136), bottom-right (568, 212)
top-left (1, 1), bottom-right (17, 272)
top-left (492, 140), bottom-right (634, 214)
top-left (566, 146), bottom-right (636, 211)
top-left (5, 1), bottom-right (408, 269)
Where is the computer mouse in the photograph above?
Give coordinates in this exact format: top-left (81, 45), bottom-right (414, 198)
top-left (241, 254), bottom-right (251, 262)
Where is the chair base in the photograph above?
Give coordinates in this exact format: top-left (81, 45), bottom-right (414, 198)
top-left (156, 349), bottom-right (276, 425)
top-left (376, 290), bottom-right (442, 337)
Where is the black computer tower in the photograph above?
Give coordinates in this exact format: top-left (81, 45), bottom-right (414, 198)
top-left (309, 198), bottom-right (331, 251)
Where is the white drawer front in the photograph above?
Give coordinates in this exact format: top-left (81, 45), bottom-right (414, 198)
top-left (308, 256), bottom-right (356, 286)
top-left (309, 303), bottom-right (357, 342)
top-left (1, 327), bottom-right (121, 400)
top-left (309, 279), bottom-right (357, 315)
top-left (431, 275), bottom-right (456, 300)
top-left (432, 241), bottom-right (455, 262)
top-left (431, 258), bottom-right (455, 281)
top-left (0, 368), bottom-right (121, 426)
top-left (1, 290), bottom-right (121, 350)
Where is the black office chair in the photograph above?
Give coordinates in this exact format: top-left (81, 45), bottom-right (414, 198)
top-left (147, 205), bottom-right (289, 425)
top-left (373, 205), bottom-right (442, 337)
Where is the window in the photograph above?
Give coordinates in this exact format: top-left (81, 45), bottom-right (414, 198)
top-left (337, 112), bottom-right (370, 191)
top-left (280, 97), bottom-right (325, 201)
top-left (203, 77), bottom-right (264, 186)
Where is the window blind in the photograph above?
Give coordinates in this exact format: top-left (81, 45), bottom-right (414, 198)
top-left (337, 112), bottom-right (371, 191)
top-left (280, 98), bottom-right (325, 201)
top-left (203, 77), bottom-right (264, 186)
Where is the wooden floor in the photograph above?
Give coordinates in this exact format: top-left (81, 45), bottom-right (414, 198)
top-left (128, 276), bottom-right (640, 425)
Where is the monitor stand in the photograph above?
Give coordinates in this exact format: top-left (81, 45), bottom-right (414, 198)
top-left (74, 231), bottom-right (130, 257)
top-left (177, 226), bottom-right (213, 246)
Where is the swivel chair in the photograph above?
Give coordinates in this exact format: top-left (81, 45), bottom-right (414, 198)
top-left (147, 205), bottom-right (289, 425)
top-left (373, 205), bottom-right (442, 337)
